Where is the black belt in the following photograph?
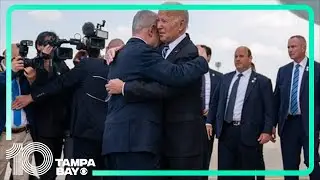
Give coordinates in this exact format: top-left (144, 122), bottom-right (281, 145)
top-left (225, 121), bottom-right (241, 126)
top-left (287, 114), bottom-right (302, 119)
top-left (4, 126), bottom-right (30, 134)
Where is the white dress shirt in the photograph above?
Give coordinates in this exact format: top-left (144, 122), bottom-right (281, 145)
top-left (226, 68), bottom-right (252, 121)
top-left (288, 56), bottom-right (308, 115)
top-left (204, 72), bottom-right (211, 110)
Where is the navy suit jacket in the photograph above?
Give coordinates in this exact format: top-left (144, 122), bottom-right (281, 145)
top-left (0, 71), bottom-right (34, 135)
top-left (102, 37), bottom-right (208, 155)
top-left (205, 69), bottom-right (223, 124)
top-left (31, 58), bottom-right (109, 142)
top-left (0, 72), bottom-right (5, 134)
top-left (209, 70), bottom-right (274, 146)
top-left (274, 59), bottom-right (320, 136)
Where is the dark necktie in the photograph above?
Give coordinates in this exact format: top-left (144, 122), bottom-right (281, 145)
top-left (225, 73), bottom-right (243, 123)
top-left (162, 45), bottom-right (169, 59)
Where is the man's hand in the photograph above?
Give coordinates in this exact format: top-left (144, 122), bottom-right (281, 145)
top-left (258, 133), bottom-right (272, 144)
top-left (42, 45), bottom-right (54, 56)
top-left (105, 78), bottom-right (124, 95)
top-left (198, 46), bottom-right (208, 60)
top-left (206, 124), bottom-right (213, 140)
top-left (24, 67), bottom-right (37, 85)
top-left (203, 109), bottom-right (209, 116)
top-left (73, 50), bottom-right (88, 64)
top-left (105, 45), bottom-right (124, 65)
top-left (12, 94), bottom-right (33, 110)
top-left (271, 127), bottom-right (277, 143)
top-left (12, 56), bottom-right (24, 72)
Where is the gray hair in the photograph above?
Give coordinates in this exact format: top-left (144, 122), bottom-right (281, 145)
top-left (161, 1), bottom-right (189, 26)
top-left (132, 10), bottom-right (158, 35)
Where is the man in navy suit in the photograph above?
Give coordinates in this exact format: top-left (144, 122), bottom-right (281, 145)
top-left (196, 45), bottom-right (223, 170)
top-left (103, 10), bottom-right (208, 178)
top-left (0, 43), bottom-right (35, 180)
top-left (207, 46), bottom-right (274, 180)
top-left (274, 35), bottom-right (320, 180)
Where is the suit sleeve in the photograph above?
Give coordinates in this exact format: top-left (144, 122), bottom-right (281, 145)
top-left (123, 80), bottom-right (181, 102)
top-left (273, 68), bottom-right (281, 128)
top-left (206, 80), bottom-right (221, 128)
top-left (140, 48), bottom-right (209, 87)
top-left (0, 72), bottom-right (5, 84)
top-left (261, 78), bottom-right (275, 134)
top-left (31, 61), bottom-right (87, 101)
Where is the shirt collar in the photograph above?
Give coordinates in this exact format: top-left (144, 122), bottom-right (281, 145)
top-left (236, 67), bottom-right (252, 77)
top-left (293, 56), bottom-right (308, 69)
top-left (1, 60), bottom-right (6, 71)
top-left (167, 33), bottom-right (186, 51)
top-left (132, 36), bottom-right (148, 45)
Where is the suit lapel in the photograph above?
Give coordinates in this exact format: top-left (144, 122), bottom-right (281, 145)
top-left (244, 71), bottom-right (257, 103)
top-left (300, 59), bottom-right (309, 98)
top-left (166, 34), bottom-right (190, 63)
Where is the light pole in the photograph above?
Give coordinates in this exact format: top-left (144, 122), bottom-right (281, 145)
top-left (215, 62), bottom-right (222, 72)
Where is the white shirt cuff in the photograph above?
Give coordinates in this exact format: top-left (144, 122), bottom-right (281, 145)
top-left (121, 82), bottom-right (125, 96)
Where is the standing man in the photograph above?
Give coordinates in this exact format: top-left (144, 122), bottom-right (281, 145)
top-left (210, 46), bottom-right (274, 180)
top-left (196, 44), bottom-right (223, 170)
top-left (103, 10), bottom-right (208, 179)
top-left (105, 3), bottom-right (209, 179)
top-left (0, 43), bottom-right (35, 180)
top-left (274, 35), bottom-right (320, 180)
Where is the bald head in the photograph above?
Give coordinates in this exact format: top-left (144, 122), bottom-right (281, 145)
top-left (107, 38), bottom-right (124, 49)
top-left (1, 43), bottom-right (19, 66)
top-left (234, 46), bottom-right (253, 72)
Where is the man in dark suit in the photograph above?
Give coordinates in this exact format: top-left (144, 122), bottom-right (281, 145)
top-left (105, 7), bottom-right (209, 180)
top-left (103, 10), bottom-right (208, 179)
top-left (207, 46), bottom-right (274, 180)
top-left (196, 45), bottom-right (223, 170)
top-left (274, 35), bottom-right (320, 180)
top-left (12, 38), bottom-right (124, 180)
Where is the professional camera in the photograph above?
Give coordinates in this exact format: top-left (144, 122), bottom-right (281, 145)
top-left (19, 40), bottom-right (44, 69)
top-left (77, 20), bottom-right (108, 51)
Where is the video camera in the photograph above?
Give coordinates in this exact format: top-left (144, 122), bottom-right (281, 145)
top-left (77, 20), bottom-right (108, 51)
top-left (18, 38), bottom-right (81, 69)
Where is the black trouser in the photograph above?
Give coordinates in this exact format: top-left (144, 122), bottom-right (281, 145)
top-left (218, 122), bottom-right (261, 180)
top-left (256, 144), bottom-right (265, 180)
top-left (33, 136), bottom-right (64, 180)
top-left (104, 152), bottom-right (160, 180)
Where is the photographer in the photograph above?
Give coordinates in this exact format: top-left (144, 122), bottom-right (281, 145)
top-left (13, 38), bottom-right (124, 180)
top-left (21, 31), bottom-right (72, 180)
top-left (0, 43), bottom-right (35, 180)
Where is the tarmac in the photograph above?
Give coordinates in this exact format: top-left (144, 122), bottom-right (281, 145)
top-left (4, 138), bottom-right (311, 180)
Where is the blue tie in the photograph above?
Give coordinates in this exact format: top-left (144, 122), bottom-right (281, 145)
top-left (162, 45), bottom-right (169, 59)
top-left (12, 80), bottom-right (22, 127)
top-left (290, 64), bottom-right (300, 115)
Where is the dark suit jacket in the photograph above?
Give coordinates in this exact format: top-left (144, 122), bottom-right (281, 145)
top-left (30, 61), bottom-right (71, 138)
top-left (274, 59), bottom-right (320, 136)
top-left (0, 72), bottom-right (5, 134)
top-left (102, 37), bottom-right (208, 155)
top-left (31, 58), bottom-right (109, 142)
top-left (213, 70), bottom-right (274, 146)
top-left (116, 35), bottom-right (209, 157)
top-left (205, 69), bottom-right (223, 123)
top-left (0, 71), bottom-right (35, 134)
